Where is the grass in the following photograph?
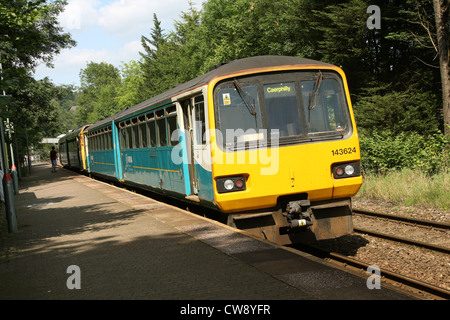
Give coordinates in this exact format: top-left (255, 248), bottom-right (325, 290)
top-left (355, 169), bottom-right (450, 210)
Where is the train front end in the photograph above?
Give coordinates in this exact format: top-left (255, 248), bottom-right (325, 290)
top-left (208, 61), bottom-right (362, 244)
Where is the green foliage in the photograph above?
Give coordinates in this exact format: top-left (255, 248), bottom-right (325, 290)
top-left (115, 60), bottom-right (145, 110)
top-left (356, 169), bottom-right (450, 209)
top-left (354, 85), bottom-right (441, 136)
top-left (359, 130), bottom-right (449, 175)
top-left (0, 0), bottom-right (75, 164)
top-left (0, 0), bottom-right (75, 70)
top-left (76, 62), bottom-right (121, 124)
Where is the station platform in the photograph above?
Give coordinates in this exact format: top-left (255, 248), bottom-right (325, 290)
top-left (0, 163), bottom-right (413, 305)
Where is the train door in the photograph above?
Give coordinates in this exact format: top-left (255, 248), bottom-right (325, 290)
top-left (181, 94), bottom-right (208, 200)
top-left (181, 99), bottom-right (198, 196)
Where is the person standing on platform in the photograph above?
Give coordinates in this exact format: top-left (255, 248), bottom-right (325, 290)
top-left (50, 146), bottom-right (58, 173)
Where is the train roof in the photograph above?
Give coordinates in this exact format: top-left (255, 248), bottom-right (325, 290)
top-left (58, 124), bottom-right (90, 141)
top-left (86, 55), bottom-right (334, 131)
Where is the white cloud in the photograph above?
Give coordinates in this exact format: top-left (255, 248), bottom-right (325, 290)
top-left (58, 0), bottom-right (100, 31)
top-left (119, 40), bottom-right (144, 60)
top-left (59, 0), bottom-right (201, 34)
top-left (34, 41), bottom-right (144, 86)
top-left (34, 0), bottom-right (201, 86)
top-left (98, 0), bottom-right (192, 38)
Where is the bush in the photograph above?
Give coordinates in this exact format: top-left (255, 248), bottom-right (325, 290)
top-left (359, 130), bottom-right (449, 175)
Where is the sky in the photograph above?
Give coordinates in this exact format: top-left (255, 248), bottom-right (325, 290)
top-left (33, 0), bottom-right (202, 87)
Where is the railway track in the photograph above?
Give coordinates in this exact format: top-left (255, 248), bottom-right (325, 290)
top-left (347, 208), bottom-right (449, 299)
top-left (325, 248), bottom-right (450, 300)
top-left (292, 208), bottom-right (450, 299)
top-left (353, 208), bottom-right (450, 230)
top-left (292, 240), bottom-right (450, 300)
top-left (352, 208), bottom-right (450, 254)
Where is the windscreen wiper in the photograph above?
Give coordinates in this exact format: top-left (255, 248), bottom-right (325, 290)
top-left (233, 79), bottom-right (257, 116)
top-left (308, 71), bottom-right (323, 122)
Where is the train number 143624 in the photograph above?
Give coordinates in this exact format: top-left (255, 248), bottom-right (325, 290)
top-left (331, 147), bottom-right (357, 156)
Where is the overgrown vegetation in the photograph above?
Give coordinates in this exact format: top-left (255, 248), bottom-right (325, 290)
top-left (360, 130), bottom-right (449, 175)
top-left (356, 169), bottom-right (450, 210)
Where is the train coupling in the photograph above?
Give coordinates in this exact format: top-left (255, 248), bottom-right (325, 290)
top-left (286, 200), bottom-right (313, 228)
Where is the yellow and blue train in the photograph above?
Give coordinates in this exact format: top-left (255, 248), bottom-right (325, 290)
top-left (58, 56), bottom-right (363, 245)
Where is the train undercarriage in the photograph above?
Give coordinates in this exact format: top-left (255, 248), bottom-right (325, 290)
top-left (227, 198), bottom-right (353, 245)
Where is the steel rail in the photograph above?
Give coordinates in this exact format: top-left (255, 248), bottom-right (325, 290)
top-left (327, 251), bottom-right (450, 300)
top-left (353, 208), bottom-right (450, 230)
top-left (353, 227), bottom-right (450, 254)
top-left (293, 243), bottom-right (450, 300)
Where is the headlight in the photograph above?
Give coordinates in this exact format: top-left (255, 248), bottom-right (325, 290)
top-left (223, 179), bottom-right (234, 190)
top-left (216, 176), bottom-right (246, 193)
top-left (345, 165), bottom-right (355, 175)
top-left (333, 162), bottom-right (360, 179)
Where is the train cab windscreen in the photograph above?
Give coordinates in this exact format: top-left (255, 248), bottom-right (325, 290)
top-left (214, 71), bottom-right (352, 150)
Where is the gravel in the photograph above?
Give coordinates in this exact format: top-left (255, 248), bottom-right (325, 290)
top-left (314, 198), bottom-right (450, 295)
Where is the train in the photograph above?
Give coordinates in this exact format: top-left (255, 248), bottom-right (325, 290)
top-left (58, 55), bottom-right (363, 245)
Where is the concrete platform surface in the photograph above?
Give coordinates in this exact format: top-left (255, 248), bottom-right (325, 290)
top-left (0, 163), bottom-right (413, 305)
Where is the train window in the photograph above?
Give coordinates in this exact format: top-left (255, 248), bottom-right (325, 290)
top-left (194, 95), bottom-right (206, 145)
top-left (104, 133), bottom-right (108, 150)
top-left (214, 71), bottom-right (351, 150)
top-left (166, 105), bottom-right (176, 116)
top-left (98, 134), bottom-right (103, 151)
top-left (89, 135), bottom-right (93, 151)
top-left (89, 136), bottom-right (94, 151)
top-left (139, 116), bottom-right (147, 148)
top-left (107, 127), bottom-right (113, 150)
top-left (107, 132), bottom-right (112, 150)
top-left (132, 118), bottom-right (139, 148)
top-left (95, 135), bottom-right (99, 151)
top-left (148, 121), bottom-right (156, 147)
top-left (120, 127), bottom-right (127, 149)
top-left (156, 109), bottom-right (167, 147)
top-left (301, 78), bottom-right (350, 136)
top-left (167, 115), bottom-right (177, 146)
top-left (166, 106), bottom-right (178, 146)
top-left (215, 84), bottom-right (262, 149)
top-left (126, 126), bottom-right (132, 149)
top-left (264, 82), bottom-right (302, 138)
top-left (101, 134), bottom-right (104, 151)
top-left (147, 112), bottom-right (156, 147)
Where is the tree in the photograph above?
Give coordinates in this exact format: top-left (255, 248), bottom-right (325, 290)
top-left (76, 62), bottom-right (121, 124)
top-left (9, 76), bottom-right (65, 162)
top-left (139, 13), bottom-right (167, 98)
top-left (116, 60), bottom-right (145, 110)
top-left (432, 0), bottom-right (449, 135)
top-left (0, 0), bottom-right (75, 164)
top-left (140, 13), bottom-right (165, 63)
top-left (0, 0), bottom-right (75, 70)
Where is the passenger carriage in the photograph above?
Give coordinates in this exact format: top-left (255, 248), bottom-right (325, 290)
top-left (62, 56), bottom-right (363, 244)
top-left (58, 124), bottom-right (89, 171)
